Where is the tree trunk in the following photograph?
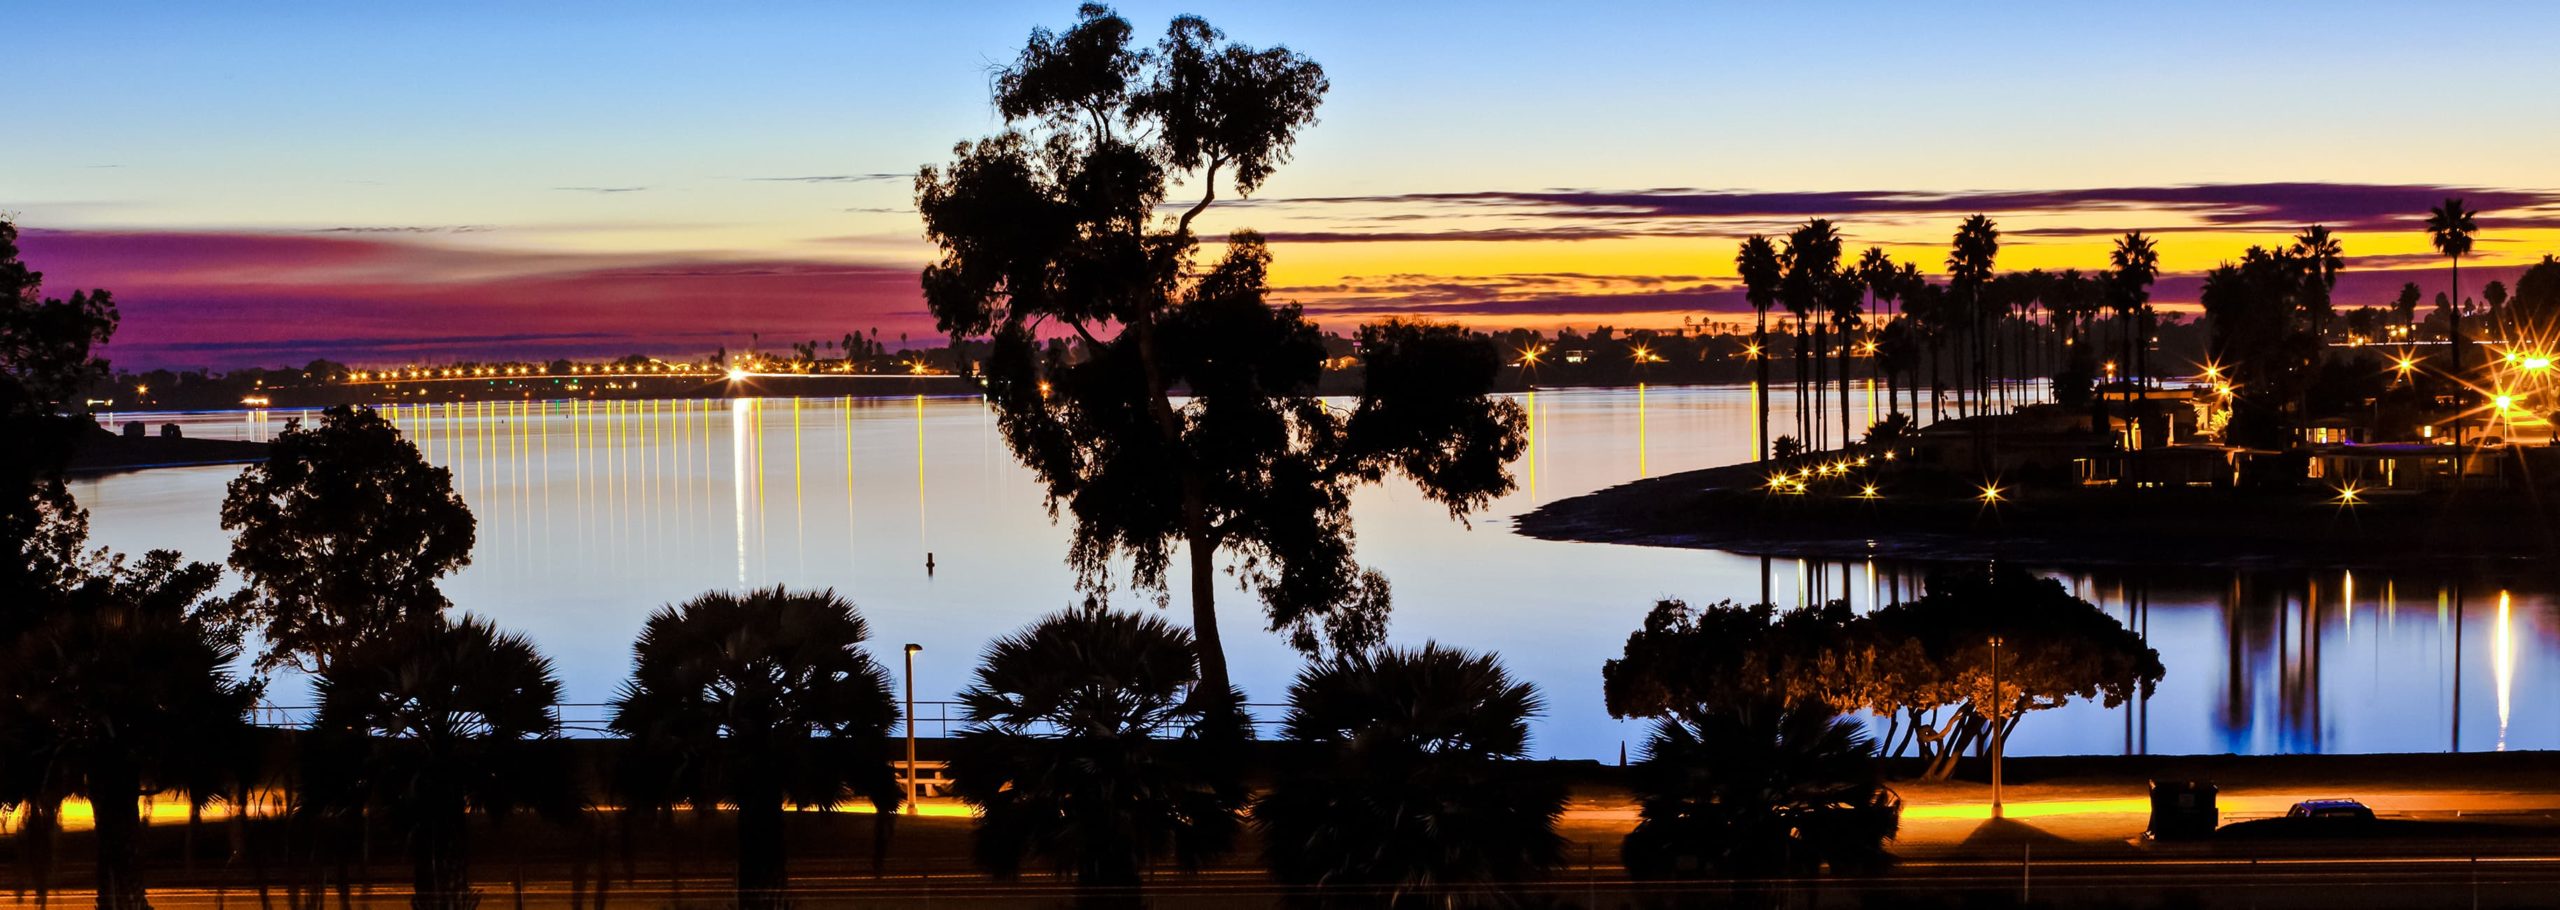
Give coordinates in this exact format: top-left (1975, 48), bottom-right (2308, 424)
top-left (410, 798), bottom-right (472, 910)
top-left (92, 764), bottom-right (150, 910)
top-left (1184, 518), bottom-right (1238, 739)
top-left (1755, 322), bottom-right (1771, 462)
top-left (735, 779), bottom-right (787, 910)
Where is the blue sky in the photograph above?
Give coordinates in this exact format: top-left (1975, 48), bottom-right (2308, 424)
top-left (9, 2), bottom-right (2557, 364)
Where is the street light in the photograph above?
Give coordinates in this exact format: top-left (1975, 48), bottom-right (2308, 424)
top-left (1989, 635), bottom-right (2007, 820)
top-left (903, 643), bottom-right (922, 815)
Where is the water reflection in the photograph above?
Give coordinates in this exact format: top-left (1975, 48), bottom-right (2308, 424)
top-left (64, 388), bottom-right (2558, 760)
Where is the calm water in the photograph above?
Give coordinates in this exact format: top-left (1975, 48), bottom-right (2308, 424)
top-left (73, 386), bottom-right (2558, 759)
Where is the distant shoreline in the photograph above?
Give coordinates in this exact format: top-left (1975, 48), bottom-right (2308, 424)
top-left (1511, 456), bottom-right (2560, 570)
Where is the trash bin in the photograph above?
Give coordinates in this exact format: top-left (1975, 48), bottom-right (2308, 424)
top-left (2147, 779), bottom-right (2218, 840)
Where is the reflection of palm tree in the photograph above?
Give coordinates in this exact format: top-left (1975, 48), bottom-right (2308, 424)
top-left (313, 614), bottom-right (569, 910)
top-left (0, 551), bottom-right (259, 910)
top-left (1622, 702), bottom-right (1898, 880)
top-left (1736, 237), bottom-right (1784, 462)
top-left (949, 608), bottom-right (1245, 898)
top-left (610, 588), bottom-right (903, 910)
top-left (2427, 199), bottom-right (2479, 380)
top-left (1254, 644), bottom-right (1565, 904)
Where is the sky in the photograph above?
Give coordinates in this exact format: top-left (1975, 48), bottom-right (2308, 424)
top-left (9, 1), bottom-right (2560, 368)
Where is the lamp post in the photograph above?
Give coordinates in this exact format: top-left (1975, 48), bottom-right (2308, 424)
top-left (1989, 635), bottom-right (2006, 820)
top-left (903, 643), bottom-right (922, 815)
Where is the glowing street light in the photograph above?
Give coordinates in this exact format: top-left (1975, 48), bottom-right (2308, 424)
top-left (726, 367), bottom-right (750, 383)
top-left (1978, 482), bottom-right (2005, 504)
top-left (2334, 484), bottom-right (2363, 505)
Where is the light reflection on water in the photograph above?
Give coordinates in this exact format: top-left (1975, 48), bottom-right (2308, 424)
top-left (70, 386), bottom-right (2553, 759)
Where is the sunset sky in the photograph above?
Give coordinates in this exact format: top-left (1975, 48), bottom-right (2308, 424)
top-left (10, 1), bottom-right (2560, 367)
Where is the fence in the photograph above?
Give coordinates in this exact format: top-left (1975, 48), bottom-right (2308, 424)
top-left (249, 701), bottom-right (1294, 739)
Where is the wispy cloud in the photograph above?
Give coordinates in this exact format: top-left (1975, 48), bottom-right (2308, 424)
top-left (311, 225), bottom-right (494, 234)
top-left (1250, 182), bottom-right (2560, 238)
top-left (745, 173), bottom-right (907, 183)
top-left (554, 186), bottom-right (649, 194)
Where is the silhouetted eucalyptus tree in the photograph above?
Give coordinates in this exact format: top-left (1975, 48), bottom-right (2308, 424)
top-left (1735, 236), bottom-right (1784, 461)
top-left (0, 219), bottom-right (119, 651)
top-left (609, 588), bottom-right (903, 910)
top-left (0, 550), bottom-right (259, 910)
top-left (915, 6), bottom-right (1524, 699)
top-left (1253, 645), bottom-right (1564, 906)
top-left (948, 608), bottom-right (1245, 901)
top-left (310, 615), bottom-right (570, 910)
top-left (219, 405), bottom-right (473, 670)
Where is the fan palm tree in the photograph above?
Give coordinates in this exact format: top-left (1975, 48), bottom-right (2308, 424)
top-left (2108, 232), bottom-right (2161, 407)
top-left (1947, 216), bottom-right (2000, 415)
top-left (0, 550), bottom-right (259, 910)
top-left (1783, 220), bottom-right (1844, 448)
top-left (2292, 225), bottom-right (2345, 343)
top-left (1621, 702), bottom-right (1899, 881)
top-left (1253, 644), bottom-right (1565, 908)
top-left (948, 608), bottom-right (1246, 900)
top-left (1859, 249), bottom-right (1904, 419)
top-left (1826, 270), bottom-right (1866, 446)
top-left (312, 614), bottom-right (570, 910)
top-left (609, 587), bottom-right (903, 910)
top-left (2427, 198), bottom-right (2480, 379)
top-left (1735, 236), bottom-right (1784, 462)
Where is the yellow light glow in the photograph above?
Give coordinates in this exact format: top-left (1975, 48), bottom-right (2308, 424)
top-left (726, 367), bottom-right (750, 383)
top-left (2334, 484), bottom-right (2362, 505)
top-left (1858, 484), bottom-right (1879, 498)
top-left (1978, 482), bottom-right (2004, 503)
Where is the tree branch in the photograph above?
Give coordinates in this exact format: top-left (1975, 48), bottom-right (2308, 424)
top-left (1176, 158), bottom-right (1223, 237)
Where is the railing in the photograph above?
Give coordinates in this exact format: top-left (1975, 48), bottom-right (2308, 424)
top-left (251, 701), bottom-right (1293, 739)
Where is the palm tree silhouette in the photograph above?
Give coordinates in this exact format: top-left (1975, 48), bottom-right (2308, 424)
top-left (948, 608), bottom-right (1246, 900)
top-left (1947, 216), bottom-right (2000, 415)
top-left (2395, 282), bottom-right (2423, 339)
top-left (311, 614), bottom-right (570, 910)
top-left (2427, 198), bottom-right (2480, 383)
top-left (1736, 236), bottom-right (1784, 462)
top-left (1784, 220), bottom-right (1845, 448)
top-left (0, 551), bottom-right (259, 910)
top-left (2108, 233), bottom-right (2161, 409)
top-left (2292, 225), bottom-right (2344, 342)
top-left (1621, 702), bottom-right (1899, 881)
top-left (609, 587), bottom-right (903, 910)
top-left (1252, 644), bottom-right (1565, 907)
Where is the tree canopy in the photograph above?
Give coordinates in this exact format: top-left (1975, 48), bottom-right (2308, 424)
top-left (915, 5), bottom-right (1524, 697)
top-left (219, 405), bottom-right (475, 671)
top-left (1605, 566), bottom-right (2162, 780)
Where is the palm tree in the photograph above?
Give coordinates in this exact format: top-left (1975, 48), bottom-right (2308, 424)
top-left (2108, 232), bottom-right (2161, 408)
top-left (2427, 198), bottom-right (2480, 380)
top-left (610, 587), bottom-right (903, 910)
top-left (1827, 269), bottom-right (1866, 446)
top-left (1736, 236), bottom-right (1784, 462)
top-left (2484, 280), bottom-right (2510, 347)
top-left (1946, 216), bottom-right (2000, 415)
top-left (1783, 220), bottom-right (1844, 448)
top-left (1621, 702), bottom-right (1899, 881)
top-left (2292, 225), bottom-right (2344, 343)
top-left (1860, 249), bottom-right (1904, 420)
top-left (1253, 644), bottom-right (1565, 907)
top-left (948, 608), bottom-right (1246, 899)
top-left (312, 614), bottom-right (571, 910)
top-left (2395, 282), bottom-right (2424, 339)
top-left (0, 551), bottom-right (259, 910)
